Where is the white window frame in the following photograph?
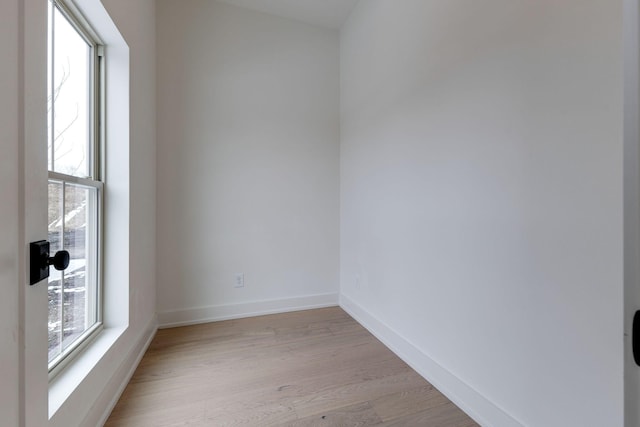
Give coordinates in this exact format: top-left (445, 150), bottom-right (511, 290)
top-left (47, 0), bottom-right (105, 379)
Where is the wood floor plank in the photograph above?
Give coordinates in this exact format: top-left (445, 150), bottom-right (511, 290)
top-left (291, 371), bottom-right (428, 419)
top-left (379, 402), bottom-right (479, 427)
top-left (204, 402), bottom-right (298, 426)
top-left (370, 386), bottom-right (449, 422)
top-left (289, 402), bottom-right (382, 427)
top-left (105, 307), bottom-right (477, 427)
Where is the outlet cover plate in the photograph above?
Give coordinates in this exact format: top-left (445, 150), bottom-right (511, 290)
top-left (234, 273), bottom-right (244, 288)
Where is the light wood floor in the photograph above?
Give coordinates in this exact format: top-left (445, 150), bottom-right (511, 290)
top-left (105, 307), bottom-right (478, 427)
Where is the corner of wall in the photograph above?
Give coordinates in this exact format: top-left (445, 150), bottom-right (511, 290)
top-left (339, 294), bottom-right (523, 427)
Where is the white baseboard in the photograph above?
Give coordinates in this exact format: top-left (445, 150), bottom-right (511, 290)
top-left (158, 293), bottom-right (340, 328)
top-left (339, 294), bottom-right (522, 427)
top-left (87, 316), bottom-right (158, 427)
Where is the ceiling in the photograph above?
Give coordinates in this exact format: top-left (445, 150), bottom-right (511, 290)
top-left (215, 0), bottom-right (359, 30)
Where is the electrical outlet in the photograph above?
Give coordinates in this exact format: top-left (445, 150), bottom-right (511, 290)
top-left (234, 273), bottom-right (244, 288)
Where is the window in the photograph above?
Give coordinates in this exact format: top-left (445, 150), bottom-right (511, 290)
top-left (47, 0), bottom-right (104, 375)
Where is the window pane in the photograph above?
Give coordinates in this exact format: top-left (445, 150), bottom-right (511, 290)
top-left (50, 5), bottom-right (91, 177)
top-left (47, 181), bottom-right (63, 362)
top-left (48, 181), bottom-right (99, 363)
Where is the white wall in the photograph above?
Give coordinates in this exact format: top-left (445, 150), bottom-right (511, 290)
top-left (340, 1), bottom-right (623, 426)
top-left (0, 1), bottom-right (20, 425)
top-left (624, 0), bottom-right (640, 425)
top-left (156, 0), bottom-right (340, 326)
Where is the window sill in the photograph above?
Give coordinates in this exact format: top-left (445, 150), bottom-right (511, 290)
top-left (48, 325), bottom-right (126, 419)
